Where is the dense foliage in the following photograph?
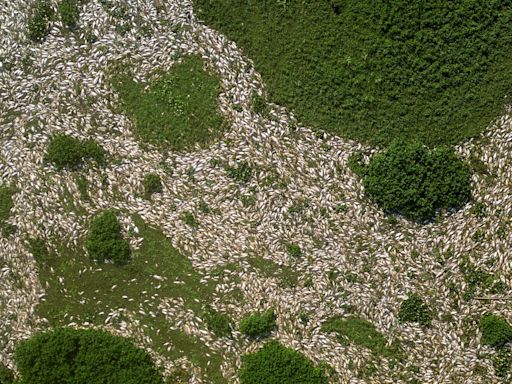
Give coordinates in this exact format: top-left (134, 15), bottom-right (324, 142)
top-left (45, 134), bottom-right (106, 170)
top-left (195, 0), bottom-right (512, 147)
top-left (239, 340), bottom-right (328, 384)
top-left (112, 55), bottom-right (226, 151)
top-left (14, 328), bottom-right (163, 384)
top-left (142, 173), bottom-right (163, 199)
top-left (397, 294), bottom-right (433, 326)
top-left (85, 210), bottom-right (131, 265)
top-left (239, 309), bottom-right (276, 339)
top-left (361, 141), bottom-right (471, 222)
top-left (480, 314), bottom-right (512, 348)
top-left (27, 0), bottom-right (54, 43)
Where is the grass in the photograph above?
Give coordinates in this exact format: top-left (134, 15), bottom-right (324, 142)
top-left (0, 185), bottom-right (16, 237)
top-left (27, 0), bottom-right (54, 43)
top-left (35, 214), bottom-right (226, 383)
top-left (247, 257), bottom-right (299, 288)
top-left (195, 1), bottom-right (512, 147)
top-left (111, 55), bottom-right (227, 151)
top-left (321, 316), bottom-right (395, 356)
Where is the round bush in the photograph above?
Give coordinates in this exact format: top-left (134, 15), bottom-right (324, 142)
top-left (45, 134), bottom-right (106, 170)
top-left (362, 140), bottom-right (471, 222)
top-left (239, 309), bottom-right (277, 339)
top-left (480, 314), bottom-right (512, 348)
top-left (85, 210), bottom-right (131, 265)
top-left (239, 340), bottom-right (328, 384)
top-left (397, 293), bottom-right (433, 327)
top-left (14, 328), bottom-right (163, 384)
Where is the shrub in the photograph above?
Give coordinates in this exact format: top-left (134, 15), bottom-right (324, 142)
top-left (58, 0), bottom-right (79, 29)
top-left (239, 309), bottom-right (277, 339)
top-left (45, 134), bottom-right (106, 170)
top-left (85, 210), bottom-right (131, 265)
top-left (27, 0), bottom-right (54, 43)
top-left (492, 348), bottom-right (512, 378)
top-left (480, 314), bottom-right (512, 348)
top-left (398, 294), bottom-right (433, 327)
top-left (14, 328), bottom-right (163, 384)
top-left (362, 140), bottom-right (471, 222)
top-left (239, 340), bottom-right (328, 384)
top-left (142, 173), bottom-right (163, 198)
top-left (203, 308), bottom-right (233, 337)
top-left (226, 161), bottom-right (253, 183)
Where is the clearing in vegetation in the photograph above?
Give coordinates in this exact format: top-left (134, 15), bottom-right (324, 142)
top-left (195, 0), bottom-right (512, 147)
top-left (35, 215), bottom-right (227, 383)
top-left (111, 55), bottom-right (227, 151)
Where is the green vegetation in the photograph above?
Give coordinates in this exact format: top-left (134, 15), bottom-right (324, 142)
top-left (14, 328), bottom-right (163, 384)
top-left (142, 173), bottom-right (163, 199)
top-left (247, 257), bottom-right (299, 288)
top-left (361, 141), bottom-right (471, 222)
top-left (45, 134), bottom-right (106, 170)
top-left (225, 161), bottom-right (253, 183)
top-left (111, 55), bottom-right (226, 151)
top-left (27, 0), bottom-right (54, 43)
top-left (251, 91), bottom-right (268, 116)
top-left (0, 185), bottom-right (16, 237)
top-left (0, 364), bottom-right (13, 384)
top-left (35, 215), bottom-right (226, 383)
top-left (398, 294), bottom-right (433, 327)
top-left (181, 211), bottom-right (199, 228)
top-left (239, 309), bottom-right (276, 339)
top-left (58, 0), bottom-right (80, 29)
top-left (286, 243), bottom-right (302, 258)
top-left (492, 348), bottom-right (512, 379)
top-left (85, 210), bottom-right (131, 266)
top-left (321, 316), bottom-right (397, 356)
top-left (239, 340), bottom-right (328, 384)
top-left (480, 314), bottom-right (512, 348)
top-left (202, 308), bottom-right (233, 338)
top-left (27, 237), bottom-right (50, 264)
top-left (195, 1), bottom-right (512, 147)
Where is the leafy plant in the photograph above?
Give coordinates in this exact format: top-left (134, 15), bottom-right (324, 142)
top-left (45, 134), bottom-right (106, 170)
top-left (27, 0), bottom-right (54, 43)
top-left (85, 210), bottom-right (131, 265)
top-left (480, 314), bottom-right (512, 348)
top-left (398, 293), bottom-right (433, 327)
top-left (362, 140), bottom-right (471, 222)
top-left (143, 173), bottom-right (163, 198)
top-left (14, 328), bottom-right (164, 384)
top-left (239, 309), bottom-right (277, 339)
top-left (239, 340), bottom-right (328, 384)
top-left (491, 348), bottom-right (512, 378)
